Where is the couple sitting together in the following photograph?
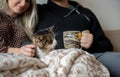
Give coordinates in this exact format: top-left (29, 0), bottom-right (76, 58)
top-left (0, 0), bottom-right (120, 77)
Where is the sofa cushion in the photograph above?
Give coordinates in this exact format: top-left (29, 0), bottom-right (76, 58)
top-left (104, 30), bottom-right (120, 52)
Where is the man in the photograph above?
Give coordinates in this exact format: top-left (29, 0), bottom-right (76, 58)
top-left (35, 0), bottom-right (120, 77)
top-left (36, 0), bottom-right (113, 52)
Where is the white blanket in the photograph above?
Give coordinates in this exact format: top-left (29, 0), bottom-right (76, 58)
top-left (0, 48), bottom-right (110, 77)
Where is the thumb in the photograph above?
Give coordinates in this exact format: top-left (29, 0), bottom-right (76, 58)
top-left (82, 30), bottom-right (90, 34)
top-left (25, 44), bottom-right (35, 49)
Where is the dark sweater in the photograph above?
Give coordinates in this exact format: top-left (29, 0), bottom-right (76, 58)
top-left (36, 0), bottom-right (113, 53)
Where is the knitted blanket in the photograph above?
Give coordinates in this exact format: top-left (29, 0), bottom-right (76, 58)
top-left (0, 48), bottom-right (110, 77)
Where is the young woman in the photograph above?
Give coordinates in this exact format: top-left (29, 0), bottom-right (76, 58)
top-left (0, 0), bottom-right (37, 57)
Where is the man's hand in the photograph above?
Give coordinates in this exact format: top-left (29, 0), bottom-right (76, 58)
top-left (80, 30), bottom-right (93, 49)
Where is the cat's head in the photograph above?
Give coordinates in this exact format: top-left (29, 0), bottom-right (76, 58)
top-left (33, 26), bottom-right (57, 52)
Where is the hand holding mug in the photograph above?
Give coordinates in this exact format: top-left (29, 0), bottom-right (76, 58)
top-left (80, 30), bottom-right (93, 49)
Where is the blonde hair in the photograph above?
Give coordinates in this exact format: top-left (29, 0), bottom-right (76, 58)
top-left (0, 0), bottom-right (37, 40)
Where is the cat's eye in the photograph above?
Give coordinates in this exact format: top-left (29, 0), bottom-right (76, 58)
top-left (48, 40), bottom-right (53, 44)
top-left (38, 35), bottom-right (43, 41)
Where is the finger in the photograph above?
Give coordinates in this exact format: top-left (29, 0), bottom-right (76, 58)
top-left (80, 43), bottom-right (90, 49)
top-left (80, 37), bottom-right (93, 49)
top-left (80, 39), bottom-right (88, 45)
top-left (23, 49), bottom-right (35, 57)
top-left (21, 50), bottom-right (32, 57)
top-left (24, 44), bottom-right (35, 49)
top-left (81, 32), bottom-right (93, 39)
top-left (81, 36), bottom-right (92, 42)
top-left (80, 39), bottom-right (91, 48)
top-left (82, 30), bottom-right (90, 34)
top-left (30, 49), bottom-right (36, 56)
top-left (81, 37), bottom-right (93, 45)
top-left (25, 48), bottom-right (36, 54)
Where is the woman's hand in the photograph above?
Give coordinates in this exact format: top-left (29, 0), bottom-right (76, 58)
top-left (80, 30), bottom-right (93, 49)
top-left (8, 44), bottom-right (35, 57)
top-left (20, 45), bottom-right (35, 57)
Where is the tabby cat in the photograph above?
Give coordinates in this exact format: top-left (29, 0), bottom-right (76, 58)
top-left (33, 26), bottom-right (57, 59)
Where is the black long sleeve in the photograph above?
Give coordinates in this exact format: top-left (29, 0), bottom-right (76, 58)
top-left (82, 9), bottom-right (113, 53)
top-left (36, 1), bottom-right (113, 53)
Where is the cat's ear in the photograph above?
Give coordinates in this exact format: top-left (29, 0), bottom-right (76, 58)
top-left (47, 25), bottom-right (54, 32)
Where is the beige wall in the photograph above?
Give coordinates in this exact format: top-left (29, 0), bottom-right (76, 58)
top-left (75, 0), bottom-right (120, 31)
top-left (36, 0), bottom-right (47, 4)
top-left (37, 0), bottom-right (120, 30)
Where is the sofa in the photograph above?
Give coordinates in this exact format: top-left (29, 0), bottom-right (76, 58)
top-left (105, 29), bottom-right (120, 52)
